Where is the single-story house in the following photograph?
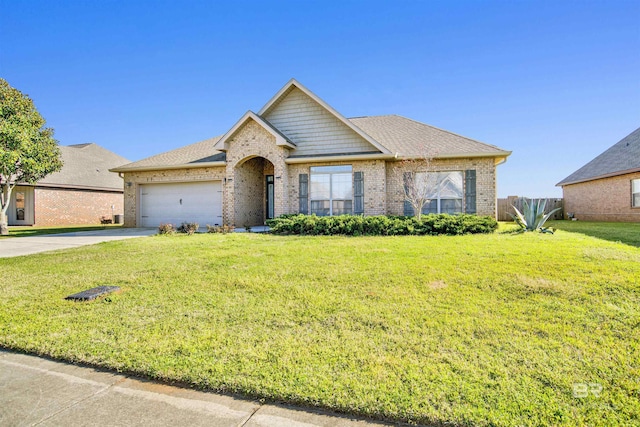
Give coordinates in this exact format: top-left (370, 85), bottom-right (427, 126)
top-left (111, 79), bottom-right (511, 228)
top-left (8, 143), bottom-right (130, 226)
top-left (557, 127), bottom-right (640, 222)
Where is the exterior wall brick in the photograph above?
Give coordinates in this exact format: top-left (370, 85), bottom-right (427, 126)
top-left (34, 187), bottom-right (123, 226)
top-left (224, 119), bottom-right (290, 226)
top-left (121, 144), bottom-right (502, 225)
top-left (562, 172), bottom-right (640, 222)
top-left (385, 158), bottom-right (497, 216)
top-left (121, 167), bottom-right (225, 227)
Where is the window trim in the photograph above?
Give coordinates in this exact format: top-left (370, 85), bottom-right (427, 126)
top-left (632, 179), bottom-right (640, 208)
top-left (309, 165), bottom-right (353, 216)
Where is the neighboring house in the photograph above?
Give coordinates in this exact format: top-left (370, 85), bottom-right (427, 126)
top-left (557, 127), bottom-right (640, 222)
top-left (111, 79), bottom-right (511, 228)
top-left (8, 143), bottom-right (130, 226)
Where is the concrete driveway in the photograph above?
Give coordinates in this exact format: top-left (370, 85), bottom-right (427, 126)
top-left (0, 228), bottom-right (157, 258)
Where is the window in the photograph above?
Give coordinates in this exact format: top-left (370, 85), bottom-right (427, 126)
top-left (15, 191), bottom-right (25, 221)
top-left (310, 165), bottom-right (353, 216)
top-left (415, 171), bottom-right (464, 214)
top-left (633, 179), bottom-right (640, 208)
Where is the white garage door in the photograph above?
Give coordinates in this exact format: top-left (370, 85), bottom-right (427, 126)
top-left (139, 181), bottom-right (222, 228)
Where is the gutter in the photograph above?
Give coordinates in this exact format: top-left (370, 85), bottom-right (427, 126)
top-left (285, 153), bottom-right (396, 164)
top-left (394, 151), bottom-right (512, 163)
top-left (110, 161), bottom-right (226, 173)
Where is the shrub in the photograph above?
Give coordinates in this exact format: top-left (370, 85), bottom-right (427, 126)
top-left (177, 222), bottom-right (199, 235)
top-left (158, 223), bottom-right (175, 235)
top-left (206, 224), bottom-right (235, 234)
top-left (267, 214), bottom-right (497, 236)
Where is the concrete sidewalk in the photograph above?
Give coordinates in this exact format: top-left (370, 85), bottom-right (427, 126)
top-left (0, 228), bottom-right (157, 258)
top-left (0, 350), bottom-right (398, 427)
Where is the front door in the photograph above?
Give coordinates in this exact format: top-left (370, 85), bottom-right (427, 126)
top-left (266, 175), bottom-right (274, 220)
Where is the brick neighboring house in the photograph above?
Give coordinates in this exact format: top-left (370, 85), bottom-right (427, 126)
top-left (557, 127), bottom-right (640, 222)
top-left (111, 79), bottom-right (511, 228)
top-left (7, 143), bottom-right (130, 226)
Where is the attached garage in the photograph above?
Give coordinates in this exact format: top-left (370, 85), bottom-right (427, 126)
top-left (139, 181), bottom-right (222, 228)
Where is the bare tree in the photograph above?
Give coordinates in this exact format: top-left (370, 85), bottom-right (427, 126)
top-left (392, 146), bottom-right (438, 220)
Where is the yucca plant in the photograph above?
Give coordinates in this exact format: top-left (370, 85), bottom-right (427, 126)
top-left (509, 198), bottom-right (561, 233)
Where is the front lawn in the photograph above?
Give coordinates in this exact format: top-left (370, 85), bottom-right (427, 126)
top-left (1, 225), bottom-right (638, 426)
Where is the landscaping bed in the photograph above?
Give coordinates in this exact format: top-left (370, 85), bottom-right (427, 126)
top-left (1, 224), bottom-right (638, 426)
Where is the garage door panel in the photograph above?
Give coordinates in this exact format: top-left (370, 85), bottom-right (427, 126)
top-left (140, 181), bottom-right (222, 228)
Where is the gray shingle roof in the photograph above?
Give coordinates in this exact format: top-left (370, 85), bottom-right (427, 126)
top-left (114, 115), bottom-right (510, 172)
top-left (38, 143), bottom-right (131, 191)
top-left (349, 115), bottom-right (510, 158)
top-left (557, 127), bottom-right (640, 186)
top-left (111, 136), bottom-right (225, 172)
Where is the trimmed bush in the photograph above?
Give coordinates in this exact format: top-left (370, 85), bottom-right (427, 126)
top-left (267, 214), bottom-right (498, 236)
top-left (177, 222), bottom-right (199, 235)
top-left (206, 224), bottom-right (235, 234)
top-left (158, 223), bottom-right (175, 235)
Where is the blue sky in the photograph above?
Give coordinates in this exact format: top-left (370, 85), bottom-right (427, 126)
top-left (1, 0), bottom-right (638, 197)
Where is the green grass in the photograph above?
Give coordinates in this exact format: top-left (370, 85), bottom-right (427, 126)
top-left (1, 224), bottom-right (122, 239)
top-left (547, 220), bottom-right (640, 247)
top-left (1, 224), bottom-right (639, 426)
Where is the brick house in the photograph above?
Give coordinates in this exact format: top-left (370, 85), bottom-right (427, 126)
top-left (557, 127), bottom-right (640, 222)
top-left (8, 143), bottom-right (129, 226)
top-left (111, 79), bottom-right (511, 228)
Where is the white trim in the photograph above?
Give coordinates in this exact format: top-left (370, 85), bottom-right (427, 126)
top-left (394, 152), bottom-right (512, 161)
top-left (110, 162), bottom-right (226, 173)
top-left (213, 111), bottom-right (296, 151)
top-left (258, 79), bottom-right (392, 155)
top-left (286, 153), bottom-right (395, 164)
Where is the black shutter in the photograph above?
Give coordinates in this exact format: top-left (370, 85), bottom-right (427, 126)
top-left (354, 171), bottom-right (364, 215)
top-left (465, 169), bottom-right (476, 214)
top-left (403, 172), bottom-right (414, 216)
top-left (299, 174), bottom-right (309, 214)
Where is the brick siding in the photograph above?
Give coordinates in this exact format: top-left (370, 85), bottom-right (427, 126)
top-left (223, 119), bottom-right (290, 225)
top-left (34, 187), bottom-right (123, 226)
top-left (562, 172), bottom-right (640, 222)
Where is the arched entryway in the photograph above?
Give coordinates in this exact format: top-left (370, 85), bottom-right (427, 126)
top-left (233, 156), bottom-right (275, 227)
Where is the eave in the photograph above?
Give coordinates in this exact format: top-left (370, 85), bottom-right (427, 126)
top-left (394, 151), bottom-right (512, 165)
top-left (285, 153), bottom-right (396, 164)
top-left (110, 161), bottom-right (227, 174)
top-left (556, 167), bottom-right (640, 187)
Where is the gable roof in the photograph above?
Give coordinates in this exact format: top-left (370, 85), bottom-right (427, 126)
top-left (213, 111), bottom-right (296, 151)
top-left (557, 127), bottom-right (640, 186)
top-left (111, 136), bottom-right (226, 173)
top-left (112, 80), bottom-right (511, 172)
top-left (259, 79), bottom-right (391, 155)
top-left (38, 143), bottom-right (130, 191)
top-left (349, 115), bottom-right (511, 162)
